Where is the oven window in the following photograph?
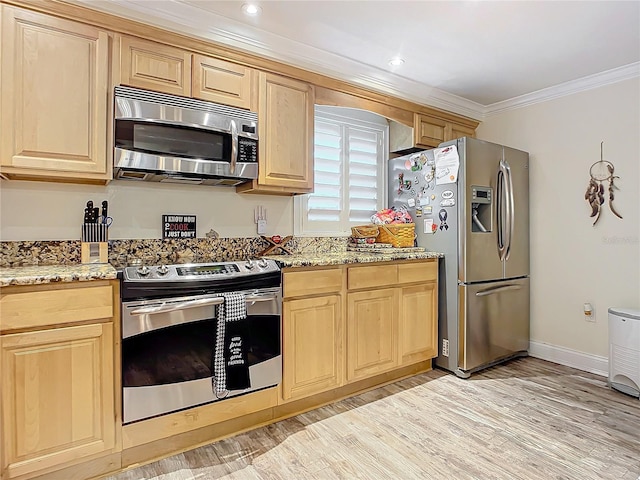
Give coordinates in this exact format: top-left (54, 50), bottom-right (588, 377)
top-left (122, 315), bottom-right (280, 387)
top-left (115, 120), bottom-right (230, 160)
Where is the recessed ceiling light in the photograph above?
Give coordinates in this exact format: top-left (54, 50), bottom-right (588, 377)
top-left (242, 3), bottom-right (262, 16)
top-left (388, 57), bottom-right (405, 67)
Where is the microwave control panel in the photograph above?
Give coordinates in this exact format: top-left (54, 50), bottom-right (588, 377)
top-left (239, 138), bottom-right (258, 163)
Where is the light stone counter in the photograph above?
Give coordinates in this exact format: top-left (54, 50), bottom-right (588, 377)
top-left (265, 250), bottom-right (443, 268)
top-left (0, 264), bottom-right (118, 287)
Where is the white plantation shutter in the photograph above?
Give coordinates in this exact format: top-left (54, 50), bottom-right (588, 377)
top-left (348, 127), bottom-right (380, 223)
top-left (296, 108), bottom-right (387, 235)
top-left (309, 120), bottom-right (343, 224)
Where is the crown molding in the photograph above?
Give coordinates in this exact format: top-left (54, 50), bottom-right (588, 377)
top-left (69, 1), bottom-right (640, 121)
top-left (483, 62), bottom-right (640, 117)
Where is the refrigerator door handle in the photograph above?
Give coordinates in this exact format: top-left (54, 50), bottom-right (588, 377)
top-left (475, 284), bottom-right (522, 297)
top-left (496, 160), bottom-right (508, 261)
top-left (504, 159), bottom-right (515, 261)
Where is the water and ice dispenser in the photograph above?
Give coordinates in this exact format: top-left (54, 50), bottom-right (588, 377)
top-left (471, 186), bottom-right (492, 233)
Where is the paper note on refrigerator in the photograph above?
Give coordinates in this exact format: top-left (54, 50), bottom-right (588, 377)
top-left (434, 145), bottom-right (460, 185)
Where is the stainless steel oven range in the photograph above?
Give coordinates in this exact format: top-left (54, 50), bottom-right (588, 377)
top-left (120, 259), bottom-right (281, 424)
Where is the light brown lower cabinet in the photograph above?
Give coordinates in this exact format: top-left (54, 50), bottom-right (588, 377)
top-left (281, 259), bottom-right (438, 401)
top-left (282, 295), bottom-right (343, 401)
top-left (399, 283), bottom-right (438, 365)
top-left (346, 288), bottom-right (400, 381)
top-left (0, 260), bottom-right (437, 479)
top-left (0, 280), bottom-right (120, 480)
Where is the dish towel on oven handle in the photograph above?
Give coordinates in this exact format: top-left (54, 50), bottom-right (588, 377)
top-left (212, 292), bottom-right (251, 397)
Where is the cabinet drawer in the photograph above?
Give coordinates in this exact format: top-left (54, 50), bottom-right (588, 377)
top-left (347, 264), bottom-right (398, 290)
top-left (398, 261), bottom-right (438, 284)
top-left (1, 284), bottom-right (113, 331)
top-left (283, 268), bottom-right (343, 298)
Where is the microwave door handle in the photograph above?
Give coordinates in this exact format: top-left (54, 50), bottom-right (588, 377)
top-left (230, 119), bottom-right (238, 174)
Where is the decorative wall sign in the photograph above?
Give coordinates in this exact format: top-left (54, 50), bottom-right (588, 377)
top-left (163, 215), bottom-right (196, 239)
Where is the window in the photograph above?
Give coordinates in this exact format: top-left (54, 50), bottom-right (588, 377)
top-left (295, 106), bottom-right (388, 236)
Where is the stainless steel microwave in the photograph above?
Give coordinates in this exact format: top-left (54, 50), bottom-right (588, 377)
top-left (113, 86), bottom-right (258, 186)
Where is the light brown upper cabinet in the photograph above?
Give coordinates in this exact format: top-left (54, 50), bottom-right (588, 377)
top-left (414, 114), bottom-right (448, 148)
top-left (0, 6), bottom-right (111, 183)
top-left (414, 113), bottom-right (477, 148)
top-left (237, 72), bottom-right (314, 195)
top-left (120, 36), bottom-right (192, 97)
top-left (192, 54), bottom-right (256, 109)
top-left (120, 38), bottom-right (258, 110)
top-left (447, 123), bottom-right (476, 141)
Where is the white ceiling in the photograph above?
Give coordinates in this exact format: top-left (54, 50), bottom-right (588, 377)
top-left (74, 0), bottom-right (640, 119)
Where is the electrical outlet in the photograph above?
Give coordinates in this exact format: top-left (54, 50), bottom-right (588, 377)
top-left (442, 338), bottom-right (449, 357)
top-left (584, 303), bottom-right (595, 322)
top-left (257, 219), bottom-right (267, 235)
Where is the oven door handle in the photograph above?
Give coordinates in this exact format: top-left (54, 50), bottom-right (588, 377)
top-left (129, 293), bottom-right (278, 316)
top-left (129, 297), bottom-right (224, 316)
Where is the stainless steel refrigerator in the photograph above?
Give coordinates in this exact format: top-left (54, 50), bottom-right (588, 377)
top-left (388, 137), bottom-right (529, 378)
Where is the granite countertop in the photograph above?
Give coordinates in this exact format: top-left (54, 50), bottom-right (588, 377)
top-left (264, 250), bottom-right (443, 268)
top-left (0, 264), bottom-right (118, 287)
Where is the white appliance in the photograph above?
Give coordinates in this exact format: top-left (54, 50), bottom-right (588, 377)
top-left (388, 137), bottom-right (530, 378)
top-left (608, 307), bottom-right (640, 398)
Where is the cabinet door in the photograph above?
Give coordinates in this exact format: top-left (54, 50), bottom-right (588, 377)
top-left (346, 288), bottom-right (399, 382)
top-left (399, 284), bottom-right (438, 365)
top-left (0, 6), bottom-right (110, 180)
top-left (1, 323), bottom-right (116, 479)
top-left (257, 72), bottom-right (314, 191)
top-left (192, 55), bottom-right (255, 109)
top-left (120, 36), bottom-right (191, 96)
top-left (446, 123), bottom-right (476, 141)
top-left (414, 113), bottom-right (447, 148)
top-left (282, 295), bottom-right (343, 401)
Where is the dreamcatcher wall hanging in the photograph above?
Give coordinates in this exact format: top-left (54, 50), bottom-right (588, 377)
top-left (585, 142), bottom-right (622, 226)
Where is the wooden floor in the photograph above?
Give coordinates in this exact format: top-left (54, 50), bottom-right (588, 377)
top-left (107, 358), bottom-right (640, 480)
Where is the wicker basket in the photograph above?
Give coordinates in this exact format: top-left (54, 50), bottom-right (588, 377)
top-left (376, 223), bottom-right (416, 248)
top-left (351, 224), bottom-right (379, 239)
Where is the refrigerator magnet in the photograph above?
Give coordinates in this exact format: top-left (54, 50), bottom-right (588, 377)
top-left (438, 209), bottom-right (449, 230)
top-left (407, 198), bottom-right (416, 208)
top-left (415, 207), bottom-right (423, 217)
top-left (423, 219), bottom-right (434, 234)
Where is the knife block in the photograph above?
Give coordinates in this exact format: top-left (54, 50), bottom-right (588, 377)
top-left (81, 242), bottom-right (108, 264)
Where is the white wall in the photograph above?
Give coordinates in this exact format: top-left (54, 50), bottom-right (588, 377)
top-left (476, 78), bottom-right (640, 358)
top-left (0, 180), bottom-right (294, 240)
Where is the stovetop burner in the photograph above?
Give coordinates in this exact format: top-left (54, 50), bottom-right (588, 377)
top-left (119, 258), bottom-right (282, 301)
top-left (111, 254), bottom-right (249, 270)
top-left (122, 258), bottom-right (279, 282)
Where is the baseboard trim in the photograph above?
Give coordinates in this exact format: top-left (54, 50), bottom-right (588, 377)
top-left (529, 341), bottom-right (608, 377)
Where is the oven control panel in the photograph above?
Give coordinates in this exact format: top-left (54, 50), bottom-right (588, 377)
top-left (122, 259), bottom-right (280, 282)
top-left (177, 264), bottom-right (239, 276)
